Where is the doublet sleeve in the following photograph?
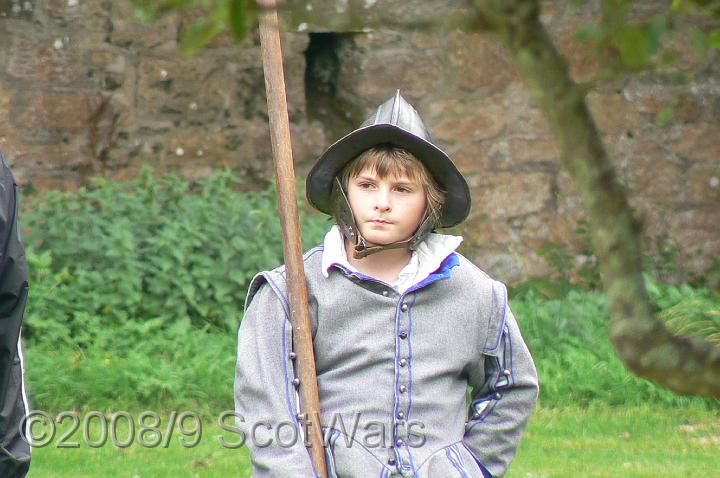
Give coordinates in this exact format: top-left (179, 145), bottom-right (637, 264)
top-left (234, 276), bottom-right (318, 477)
top-left (463, 280), bottom-right (539, 477)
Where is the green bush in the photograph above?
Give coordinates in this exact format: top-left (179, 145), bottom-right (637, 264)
top-left (21, 170), bottom-right (330, 412)
top-left (18, 172), bottom-right (719, 412)
top-left (648, 278), bottom-right (720, 345)
top-left (21, 168), bottom-right (328, 348)
top-left (513, 278), bottom-right (719, 408)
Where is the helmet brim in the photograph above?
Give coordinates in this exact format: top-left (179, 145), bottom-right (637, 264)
top-left (306, 123), bottom-right (471, 228)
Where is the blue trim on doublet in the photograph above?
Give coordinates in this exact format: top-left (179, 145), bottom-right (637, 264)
top-left (408, 252), bottom-right (460, 293)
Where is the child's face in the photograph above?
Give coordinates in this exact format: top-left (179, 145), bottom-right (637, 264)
top-left (346, 166), bottom-right (427, 247)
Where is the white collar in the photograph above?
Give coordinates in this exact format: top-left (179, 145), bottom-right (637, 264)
top-left (321, 225), bottom-right (463, 293)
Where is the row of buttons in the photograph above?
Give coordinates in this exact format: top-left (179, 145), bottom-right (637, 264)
top-left (399, 303), bottom-right (409, 342)
top-left (397, 300), bottom-right (410, 399)
top-left (394, 297), bottom-right (411, 471)
top-left (292, 292), bottom-right (414, 472)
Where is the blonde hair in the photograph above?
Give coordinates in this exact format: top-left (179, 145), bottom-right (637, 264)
top-left (338, 145), bottom-right (445, 226)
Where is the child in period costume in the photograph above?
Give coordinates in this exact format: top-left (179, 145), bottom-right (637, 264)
top-left (234, 92), bottom-right (538, 478)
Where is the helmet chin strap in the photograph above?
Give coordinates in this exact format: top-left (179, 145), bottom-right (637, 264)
top-left (352, 213), bottom-right (434, 259)
top-left (333, 177), bottom-right (436, 260)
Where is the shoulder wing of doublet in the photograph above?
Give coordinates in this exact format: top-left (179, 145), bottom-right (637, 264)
top-left (300, 246), bottom-right (325, 292)
top-left (243, 246), bottom-right (325, 312)
top-left (452, 253), bottom-right (500, 294)
top-left (243, 270), bottom-right (288, 315)
top-left (452, 254), bottom-right (510, 355)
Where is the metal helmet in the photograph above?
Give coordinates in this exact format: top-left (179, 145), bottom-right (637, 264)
top-left (306, 91), bottom-right (471, 258)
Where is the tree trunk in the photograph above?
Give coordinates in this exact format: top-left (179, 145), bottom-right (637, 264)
top-left (473, 0), bottom-right (720, 398)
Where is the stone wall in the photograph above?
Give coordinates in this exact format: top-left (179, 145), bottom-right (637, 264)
top-left (0, 0), bottom-right (326, 190)
top-left (0, 0), bottom-right (718, 283)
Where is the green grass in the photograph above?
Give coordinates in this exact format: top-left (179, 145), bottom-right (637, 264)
top-left (509, 404), bottom-right (720, 477)
top-left (26, 413), bottom-right (253, 478)
top-left (24, 330), bottom-right (237, 414)
top-left (27, 405), bottom-right (719, 477)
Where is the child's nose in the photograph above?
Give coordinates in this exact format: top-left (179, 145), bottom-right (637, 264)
top-left (374, 189), bottom-right (391, 211)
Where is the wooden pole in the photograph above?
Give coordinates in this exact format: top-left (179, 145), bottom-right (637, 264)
top-left (255, 1), bottom-right (328, 476)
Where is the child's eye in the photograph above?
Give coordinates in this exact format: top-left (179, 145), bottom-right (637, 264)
top-left (395, 186), bottom-right (412, 193)
top-left (358, 182), bottom-right (375, 189)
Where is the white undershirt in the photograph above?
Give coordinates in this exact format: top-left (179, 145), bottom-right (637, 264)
top-left (321, 225), bottom-right (463, 294)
